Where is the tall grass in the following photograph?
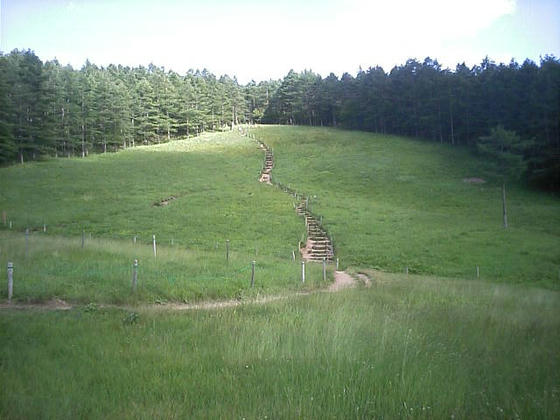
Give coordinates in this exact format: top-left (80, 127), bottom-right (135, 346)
top-left (1, 273), bottom-right (558, 418)
top-left (0, 231), bottom-right (326, 304)
top-left (252, 126), bottom-right (560, 288)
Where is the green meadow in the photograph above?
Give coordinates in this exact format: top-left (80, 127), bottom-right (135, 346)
top-left (1, 127), bottom-right (559, 418)
top-left (253, 125), bottom-right (560, 289)
top-left (0, 131), bottom-right (325, 303)
top-left (0, 132), bottom-right (302, 256)
top-left (1, 274), bottom-right (558, 419)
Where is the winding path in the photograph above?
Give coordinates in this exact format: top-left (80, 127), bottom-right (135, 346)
top-left (0, 271), bottom-right (358, 312)
top-left (252, 134), bottom-right (334, 263)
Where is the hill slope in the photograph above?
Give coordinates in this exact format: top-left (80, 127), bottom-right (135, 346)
top-left (252, 125), bottom-right (560, 288)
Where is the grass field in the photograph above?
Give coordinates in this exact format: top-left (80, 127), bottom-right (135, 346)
top-left (1, 126), bottom-right (559, 418)
top-left (0, 231), bottom-right (326, 304)
top-left (0, 132), bottom-right (326, 303)
top-left (1, 273), bottom-right (558, 418)
top-left (0, 132), bottom-right (302, 256)
top-left (252, 126), bottom-right (560, 288)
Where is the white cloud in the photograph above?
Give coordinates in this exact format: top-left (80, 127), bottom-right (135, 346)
top-left (217, 0), bottom-right (519, 81)
top-left (331, 0), bottom-right (517, 72)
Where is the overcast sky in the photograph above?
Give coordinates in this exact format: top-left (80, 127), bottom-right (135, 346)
top-left (1, 0), bottom-right (559, 83)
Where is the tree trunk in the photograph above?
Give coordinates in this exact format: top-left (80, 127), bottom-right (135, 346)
top-left (502, 183), bottom-right (508, 228)
top-left (81, 124), bottom-right (85, 158)
top-left (449, 99), bottom-right (455, 145)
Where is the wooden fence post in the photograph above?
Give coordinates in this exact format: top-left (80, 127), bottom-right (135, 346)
top-left (152, 235), bottom-right (157, 257)
top-left (226, 239), bottom-right (230, 262)
top-left (323, 257), bottom-right (327, 282)
top-left (132, 259), bottom-right (138, 292)
top-left (336, 258), bottom-right (339, 270)
top-left (476, 265), bottom-right (480, 278)
top-left (7, 262), bottom-right (13, 302)
top-left (301, 261), bottom-right (305, 283)
top-left (251, 261), bottom-right (255, 287)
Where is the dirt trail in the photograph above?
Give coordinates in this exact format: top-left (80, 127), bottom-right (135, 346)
top-left (328, 271), bottom-right (356, 291)
top-left (0, 299), bottom-right (72, 311)
top-left (0, 276), bottom-right (358, 312)
top-left (0, 271), bottom-right (359, 312)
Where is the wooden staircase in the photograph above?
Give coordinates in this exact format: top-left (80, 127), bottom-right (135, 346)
top-left (257, 141), bottom-right (273, 184)
top-left (296, 201), bottom-right (334, 262)
top-left (250, 131), bottom-right (334, 264)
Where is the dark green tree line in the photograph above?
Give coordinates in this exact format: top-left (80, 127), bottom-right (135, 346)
top-left (263, 56), bottom-right (560, 189)
top-left (0, 49), bottom-right (276, 163)
top-left (1, 49), bottom-right (558, 189)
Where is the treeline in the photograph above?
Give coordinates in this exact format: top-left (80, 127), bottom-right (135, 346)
top-left (1, 50), bottom-right (559, 189)
top-left (0, 49), bottom-right (277, 162)
top-left (264, 57), bottom-right (560, 189)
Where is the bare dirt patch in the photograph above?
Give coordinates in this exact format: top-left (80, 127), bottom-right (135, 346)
top-left (356, 272), bottom-right (372, 287)
top-left (0, 298), bottom-right (72, 311)
top-left (328, 271), bottom-right (356, 292)
top-left (153, 196), bottom-right (177, 206)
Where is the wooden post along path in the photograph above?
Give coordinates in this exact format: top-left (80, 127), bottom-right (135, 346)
top-left (132, 259), bottom-right (138, 292)
top-left (7, 262), bottom-right (13, 302)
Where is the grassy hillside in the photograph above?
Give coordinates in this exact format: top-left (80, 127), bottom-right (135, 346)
top-left (0, 132), bottom-right (326, 303)
top-left (0, 132), bottom-right (300, 255)
top-left (252, 126), bottom-right (560, 288)
top-left (1, 126), bottom-right (559, 418)
top-left (1, 274), bottom-right (558, 418)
